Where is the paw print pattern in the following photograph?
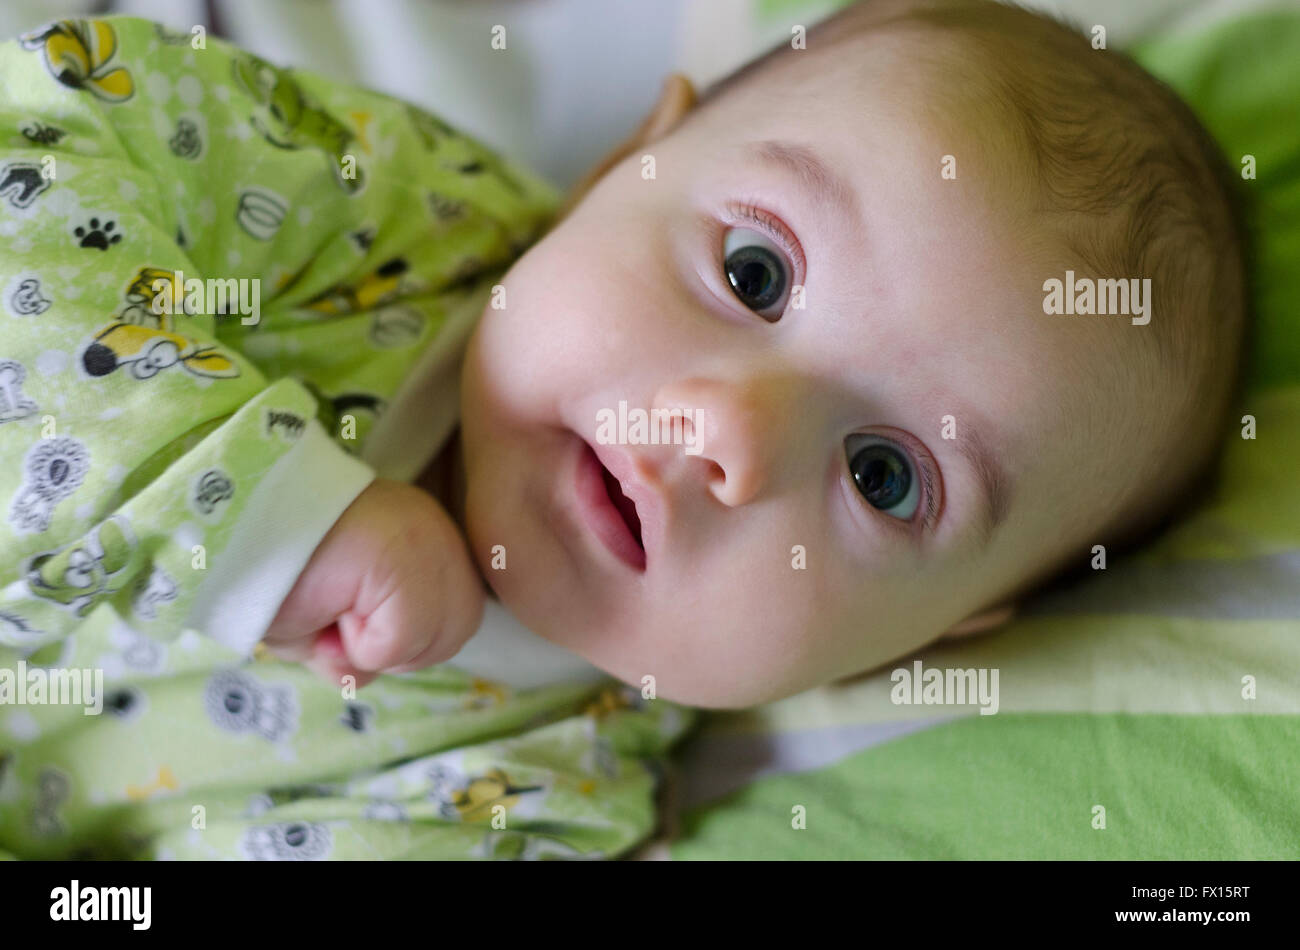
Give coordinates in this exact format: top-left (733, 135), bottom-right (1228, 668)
top-left (241, 822), bottom-right (332, 861)
top-left (74, 217), bottom-right (121, 251)
top-left (203, 669), bottom-right (298, 743)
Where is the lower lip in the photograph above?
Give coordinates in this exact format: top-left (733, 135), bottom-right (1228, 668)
top-left (574, 441), bottom-right (646, 572)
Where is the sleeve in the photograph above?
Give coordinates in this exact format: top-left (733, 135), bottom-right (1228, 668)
top-left (0, 16), bottom-right (559, 654)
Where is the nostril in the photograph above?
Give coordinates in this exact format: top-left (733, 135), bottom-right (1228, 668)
top-left (708, 457), bottom-right (764, 508)
top-left (705, 460), bottom-right (725, 483)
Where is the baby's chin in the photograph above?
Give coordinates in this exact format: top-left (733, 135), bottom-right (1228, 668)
top-left (477, 577), bottom-right (834, 708)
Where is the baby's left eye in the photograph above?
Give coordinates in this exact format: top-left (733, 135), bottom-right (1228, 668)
top-left (722, 226), bottom-right (789, 320)
top-left (845, 434), bottom-right (921, 520)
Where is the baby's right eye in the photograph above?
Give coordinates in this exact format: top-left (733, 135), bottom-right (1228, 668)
top-left (719, 203), bottom-right (805, 321)
top-left (723, 226), bottom-right (790, 320)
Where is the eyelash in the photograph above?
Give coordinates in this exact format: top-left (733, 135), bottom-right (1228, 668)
top-left (914, 451), bottom-right (941, 527)
top-left (724, 201), bottom-right (808, 285)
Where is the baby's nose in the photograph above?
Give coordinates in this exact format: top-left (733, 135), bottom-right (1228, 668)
top-left (651, 373), bottom-right (805, 507)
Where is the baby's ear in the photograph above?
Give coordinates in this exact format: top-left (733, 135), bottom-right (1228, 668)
top-left (631, 73), bottom-right (698, 144)
top-left (558, 74), bottom-right (697, 218)
top-left (942, 603), bottom-right (1017, 639)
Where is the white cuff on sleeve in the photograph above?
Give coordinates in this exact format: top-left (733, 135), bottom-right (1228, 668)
top-left (185, 420), bottom-right (376, 655)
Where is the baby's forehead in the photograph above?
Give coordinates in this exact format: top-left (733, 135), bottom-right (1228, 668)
top-left (714, 10), bottom-right (996, 101)
top-left (696, 23), bottom-right (1025, 179)
top-left (722, 25), bottom-right (937, 104)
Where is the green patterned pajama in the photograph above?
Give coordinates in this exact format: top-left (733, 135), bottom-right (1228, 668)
top-left (0, 16), bottom-right (694, 859)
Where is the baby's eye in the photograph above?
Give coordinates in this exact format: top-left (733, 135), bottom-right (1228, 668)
top-left (844, 434), bottom-right (921, 520)
top-left (722, 226), bottom-right (789, 320)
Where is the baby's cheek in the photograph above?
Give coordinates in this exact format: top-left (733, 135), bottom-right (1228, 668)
top-left (462, 317), bottom-right (540, 429)
top-left (670, 580), bottom-right (828, 702)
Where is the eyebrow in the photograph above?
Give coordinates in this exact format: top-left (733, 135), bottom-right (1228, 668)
top-left (745, 140), bottom-right (861, 230)
top-left (951, 423), bottom-right (1014, 547)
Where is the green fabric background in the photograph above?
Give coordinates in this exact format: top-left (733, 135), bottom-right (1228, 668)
top-left (675, 714), bottom-right (1300, 859)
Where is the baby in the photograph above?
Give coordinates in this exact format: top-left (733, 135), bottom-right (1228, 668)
top-left (277, 0), bottom-right (1249, 707)
top-left (2, 0), bottom-right (1247, 723)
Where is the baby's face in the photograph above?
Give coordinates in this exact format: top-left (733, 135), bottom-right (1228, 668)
top-left (460, 35), bottom-right (1129, 707)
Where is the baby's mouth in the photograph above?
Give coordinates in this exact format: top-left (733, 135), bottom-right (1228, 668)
top-left (573, 439), bottom-right (648, 571)
top-left (599, 460), bottom-right (644, 553)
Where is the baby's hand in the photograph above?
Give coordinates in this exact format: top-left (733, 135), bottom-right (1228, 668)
top-left (262, 478), bottom-right (485, 688)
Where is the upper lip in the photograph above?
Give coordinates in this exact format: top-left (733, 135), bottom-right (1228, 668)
top-left (586, 439), bottom-right (665, 569)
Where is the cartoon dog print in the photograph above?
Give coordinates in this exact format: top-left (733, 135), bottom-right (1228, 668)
top-left (80, 268), bottom-right (239, 382)
top-left (25, 516), bottom-right (137, 616)
top-left (304, 257), bottom-right (409, 315)
top-left (20, 19), bottom-right (134, 103)
top-left (231, 51), bottom-right (363, 193)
